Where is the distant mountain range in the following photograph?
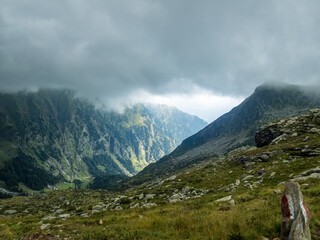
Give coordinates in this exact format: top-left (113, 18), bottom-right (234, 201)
top-left (128, 83), bottom-right (320, 186)
top-left (0, 89), bottom-right (207, 191)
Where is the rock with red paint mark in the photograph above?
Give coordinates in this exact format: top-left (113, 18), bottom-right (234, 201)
top-left (281, 182), bottom-right (311, 240)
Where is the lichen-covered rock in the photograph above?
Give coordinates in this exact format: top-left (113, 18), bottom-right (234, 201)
top-left (281, 182), bottom-right (311, 240)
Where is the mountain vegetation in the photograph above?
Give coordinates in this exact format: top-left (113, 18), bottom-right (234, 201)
top-left (0, 89), bottom-right (207, 192)
top-left (0, 107), bottom-right (319, 239)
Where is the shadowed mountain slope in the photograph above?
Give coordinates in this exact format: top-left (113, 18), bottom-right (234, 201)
top-left (128, 83), bottom-right (320, 186)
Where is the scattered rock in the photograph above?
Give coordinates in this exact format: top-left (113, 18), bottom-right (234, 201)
top-left (92, 205), bottom-right (104, 211)
top-left (144, 194), bottom-right (156, 201)
top-left (309, 128), bottom-right (320, 133)
top-left (115, 206), bottom-right (123, 211)
top-left (215, 195), bottom-right (232, 202)
top-left (235, 180), bottom-right (240, 186)
top-left (269, 172), bottom-right (276, 178)
top-left (291, 173), bottom-right (320, 182)
top-left (260, 154), bottom-right (270, 161)
top-left (169, 193), bottom-right (183, 203)
top-left (273, 190), bottom-right (281, 194)
top-left (40, 223), bottom-right (51, 230)
top-left (242, 175), bottom-right (254, 181)
top-left (55, 209), bottom-right (64, 214)
top-left (130, 203), bottom-right (140, 209)
top-left (58, 214), bottom-right (70, 220)
top-left (4, 209), bottom-right (17, 215)
top-left (166, 175), bottom-right (177, 181)
top-left (42, 215), bottom-right (56, 221)
top-left (142, 203), bottom-right (157, 208)
top-left (99, 219), bottom-right (103, 225)
top-left (80, 213), bottom-right (89, 218)
top-left (291, 167), bottom-right (320, 181)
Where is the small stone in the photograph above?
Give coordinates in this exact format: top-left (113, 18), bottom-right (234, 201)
top-left (273, 189), bottom-right (281, 194)
top-left (55, 209), bottom-right (64, 214)
top-left (58, 214), bottom-right (70, 219)
top-left (242, 175), bottom-right (254, 181)
top-left (99, 219), bottom-right (103, 225)
top-left (291, 132), bottom-right (298, 137)
top-left (42, 215), bottom-right (56, 221)
top-left (142, 203), bottom-right (157, 208)
top-left (40, 223), bottom-right (51, 230)
top-left (260, 154), bottom-right (270, 161)
top-left (92, 205), bottom-right (103, 211)
top-left (144, 194), bottom-right (156, 201)
top-left (216, 195), bottom-right (232, 202)
top-left (80, 213), bottom-right (89, 218)
top-left (229, 199), bottom-right (235, 206)
top-left (309, 128), bottom-right (320, 133)
top-left (166, 175), bottom-right (176, 181)
top-left (4, 210), bottom-right (17, 215)
top-left (235, 180), bottom-right (240, 186)
top-left (130, 203), bottom-right (140, 209)
top-left (169, 193), bottom-right (182, 203)
top-left (269, 172), bottom-right (276, 178)
top-left (115, 206), bottom-right (123, 211)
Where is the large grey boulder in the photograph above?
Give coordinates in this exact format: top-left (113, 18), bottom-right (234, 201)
top-left (281, 182), bottom-right (311, 240)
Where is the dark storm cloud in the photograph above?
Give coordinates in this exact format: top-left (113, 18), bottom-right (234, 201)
top-left (1, 0), bottom-right (320, 101)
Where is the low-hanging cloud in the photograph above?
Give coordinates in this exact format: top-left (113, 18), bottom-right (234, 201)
top-left (1, 0), bottom-right (320, 103)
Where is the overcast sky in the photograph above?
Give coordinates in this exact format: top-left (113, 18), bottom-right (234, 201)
top-left (1, 0), bottom-right (320, 121)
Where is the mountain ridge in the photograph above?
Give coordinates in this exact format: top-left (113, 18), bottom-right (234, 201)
top-left (127, 83), bottom-right (320, 186)
top-left (0, 89), bottom-right (207, 191)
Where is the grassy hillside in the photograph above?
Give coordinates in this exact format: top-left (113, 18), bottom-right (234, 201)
top-left (0, 109), bottom-right (319, 239)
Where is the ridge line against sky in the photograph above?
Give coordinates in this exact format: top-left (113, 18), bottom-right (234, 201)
top-left (1, 0), bottom-right (320, 121)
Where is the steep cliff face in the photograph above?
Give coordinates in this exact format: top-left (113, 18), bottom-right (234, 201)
top-left (0, 89), bottom-right (207, 190)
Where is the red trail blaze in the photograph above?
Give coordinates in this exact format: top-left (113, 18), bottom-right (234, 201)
top-left (282, 195), bottom-right (290, 221)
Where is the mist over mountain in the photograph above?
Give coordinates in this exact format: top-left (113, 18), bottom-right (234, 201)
top-left (128, 83), bottom-right (320, 185)
top-left (0, 89), bottom-right (206, 191)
